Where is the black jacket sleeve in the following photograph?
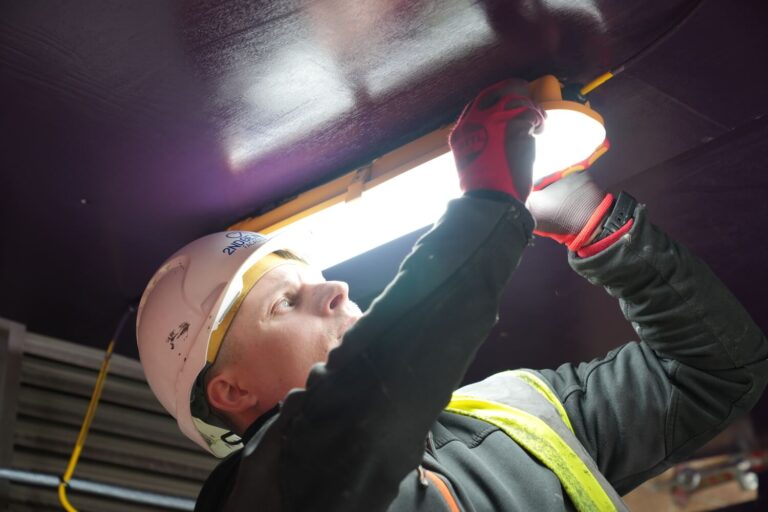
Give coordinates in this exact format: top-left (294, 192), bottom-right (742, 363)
top-left (223, 195), bottom-right (534, 511)
top-left (538, 205), bottom-right (768, 495)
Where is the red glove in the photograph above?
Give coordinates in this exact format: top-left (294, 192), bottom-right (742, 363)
top-left (449, 79), bottom-right (545, 203)
top-left (526, 172), bottom-right (617, 252)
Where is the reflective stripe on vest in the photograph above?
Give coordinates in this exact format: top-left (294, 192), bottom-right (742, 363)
top-left (446, 370), bottom-right (627, 512)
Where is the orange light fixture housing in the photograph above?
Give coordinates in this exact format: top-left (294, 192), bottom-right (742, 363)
top-left (528, 75), bottom-right (608, 182)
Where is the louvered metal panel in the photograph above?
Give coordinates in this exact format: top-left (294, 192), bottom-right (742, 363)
top-left (1, 324), bottom-right (218, 511)
top-left (0, 319), bottom-right (25, 511)
top-left (9, 484), bottom-right (169, 512)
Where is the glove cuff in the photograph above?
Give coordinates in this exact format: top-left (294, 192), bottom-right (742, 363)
top-left (565, 193), bottom-right (614, 252)
top-left (576, 218), bottom-right (634, 257)
top-left (593, 192), bottom-right (637, 242)
top-left (574, 192), bottom-right (637, 256)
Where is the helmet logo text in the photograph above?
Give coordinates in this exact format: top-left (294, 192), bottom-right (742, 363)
top-left (222, 232), bottom-right (264, 255)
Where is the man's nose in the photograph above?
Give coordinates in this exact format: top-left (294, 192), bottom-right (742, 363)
top-left (317, 281), bottom-right (350, 315)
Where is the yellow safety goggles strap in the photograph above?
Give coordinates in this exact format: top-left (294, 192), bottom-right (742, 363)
top-left (446, 395), bottom-right (616, 512)
top-left (207, 253), bottom-right (298, 364)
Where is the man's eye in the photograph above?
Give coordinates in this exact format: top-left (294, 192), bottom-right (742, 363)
top-left (274, 297), bottom-right (294, 312)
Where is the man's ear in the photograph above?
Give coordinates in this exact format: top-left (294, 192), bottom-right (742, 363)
top-left (206, 371), bottom-right (259, 415)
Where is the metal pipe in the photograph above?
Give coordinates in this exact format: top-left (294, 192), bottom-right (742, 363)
top-left (0, 467), bottom-right (195, 510)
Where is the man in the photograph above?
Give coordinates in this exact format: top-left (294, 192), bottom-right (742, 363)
top-left (136, 79), bottom-right (768, 511)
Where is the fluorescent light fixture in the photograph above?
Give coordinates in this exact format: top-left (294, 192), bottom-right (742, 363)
top-left (269, 152), bottom-right (461, 269)
top-left (529, 75), bottom-right (607, 182)
top-left (244, 76), bottom-right (608, 270)
top-left (532, 108), bottom-right (606, 181)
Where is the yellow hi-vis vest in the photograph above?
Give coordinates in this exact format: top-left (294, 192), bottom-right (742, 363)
top-left (446, 370), bottom-right (628, 512)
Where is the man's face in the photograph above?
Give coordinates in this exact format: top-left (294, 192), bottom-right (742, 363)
top-left (224, 262), bottom-right (362, 413)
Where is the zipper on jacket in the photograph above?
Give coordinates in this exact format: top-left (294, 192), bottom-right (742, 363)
top-left (420, 433), bottom-right (459, 510)
top-left (425, 431), bottom-right (437, 457)
top-left (417, 465), bottom-right (429, 487)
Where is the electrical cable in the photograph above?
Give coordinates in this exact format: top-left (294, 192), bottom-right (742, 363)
top-left (580, 0), bottom-right (706, 96)
top-left (58, 305), bottom-right (136, 512)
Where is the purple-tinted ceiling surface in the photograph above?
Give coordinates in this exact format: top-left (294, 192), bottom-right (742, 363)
top-left (2, 0), bottom-right (768, 443)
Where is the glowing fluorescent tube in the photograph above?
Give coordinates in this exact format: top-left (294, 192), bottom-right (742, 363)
top-left (271, 152), bottom-right (461, 269)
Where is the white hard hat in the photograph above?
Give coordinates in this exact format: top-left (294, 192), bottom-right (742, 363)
top-left (136, 231), bottom-right (306, 457)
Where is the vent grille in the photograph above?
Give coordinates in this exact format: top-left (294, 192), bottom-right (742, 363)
top-left (2, 326), bottom-right (218, 511)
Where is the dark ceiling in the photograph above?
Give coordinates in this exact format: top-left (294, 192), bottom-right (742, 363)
top-left (2, 0), bottom-right (768, 442)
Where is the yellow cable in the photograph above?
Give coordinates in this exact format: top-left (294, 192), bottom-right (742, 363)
top-left (57, 483), bottom-right (78, 512)
top-left (579, 71), bottom-right (614, 96)
top-left (58, 339), bottom-right (115, 512)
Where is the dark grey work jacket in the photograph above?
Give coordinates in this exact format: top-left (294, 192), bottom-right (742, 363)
top-left (195, 194), bottom-right (768, 511)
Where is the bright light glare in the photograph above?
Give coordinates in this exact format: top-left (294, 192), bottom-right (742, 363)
top-left (270, 111), bottom-right (604, 268)
top-left (532, 109), bottom-right (606, 181)
top-left (272, 152), bottom-right (461, 269)
top-left (226, 42), bottom-right (353, 172)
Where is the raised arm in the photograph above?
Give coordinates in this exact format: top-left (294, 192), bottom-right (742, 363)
top-left (224, 80), bottom-right (544, 511)
top-left (538, 203), bottom-right (768, 494)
